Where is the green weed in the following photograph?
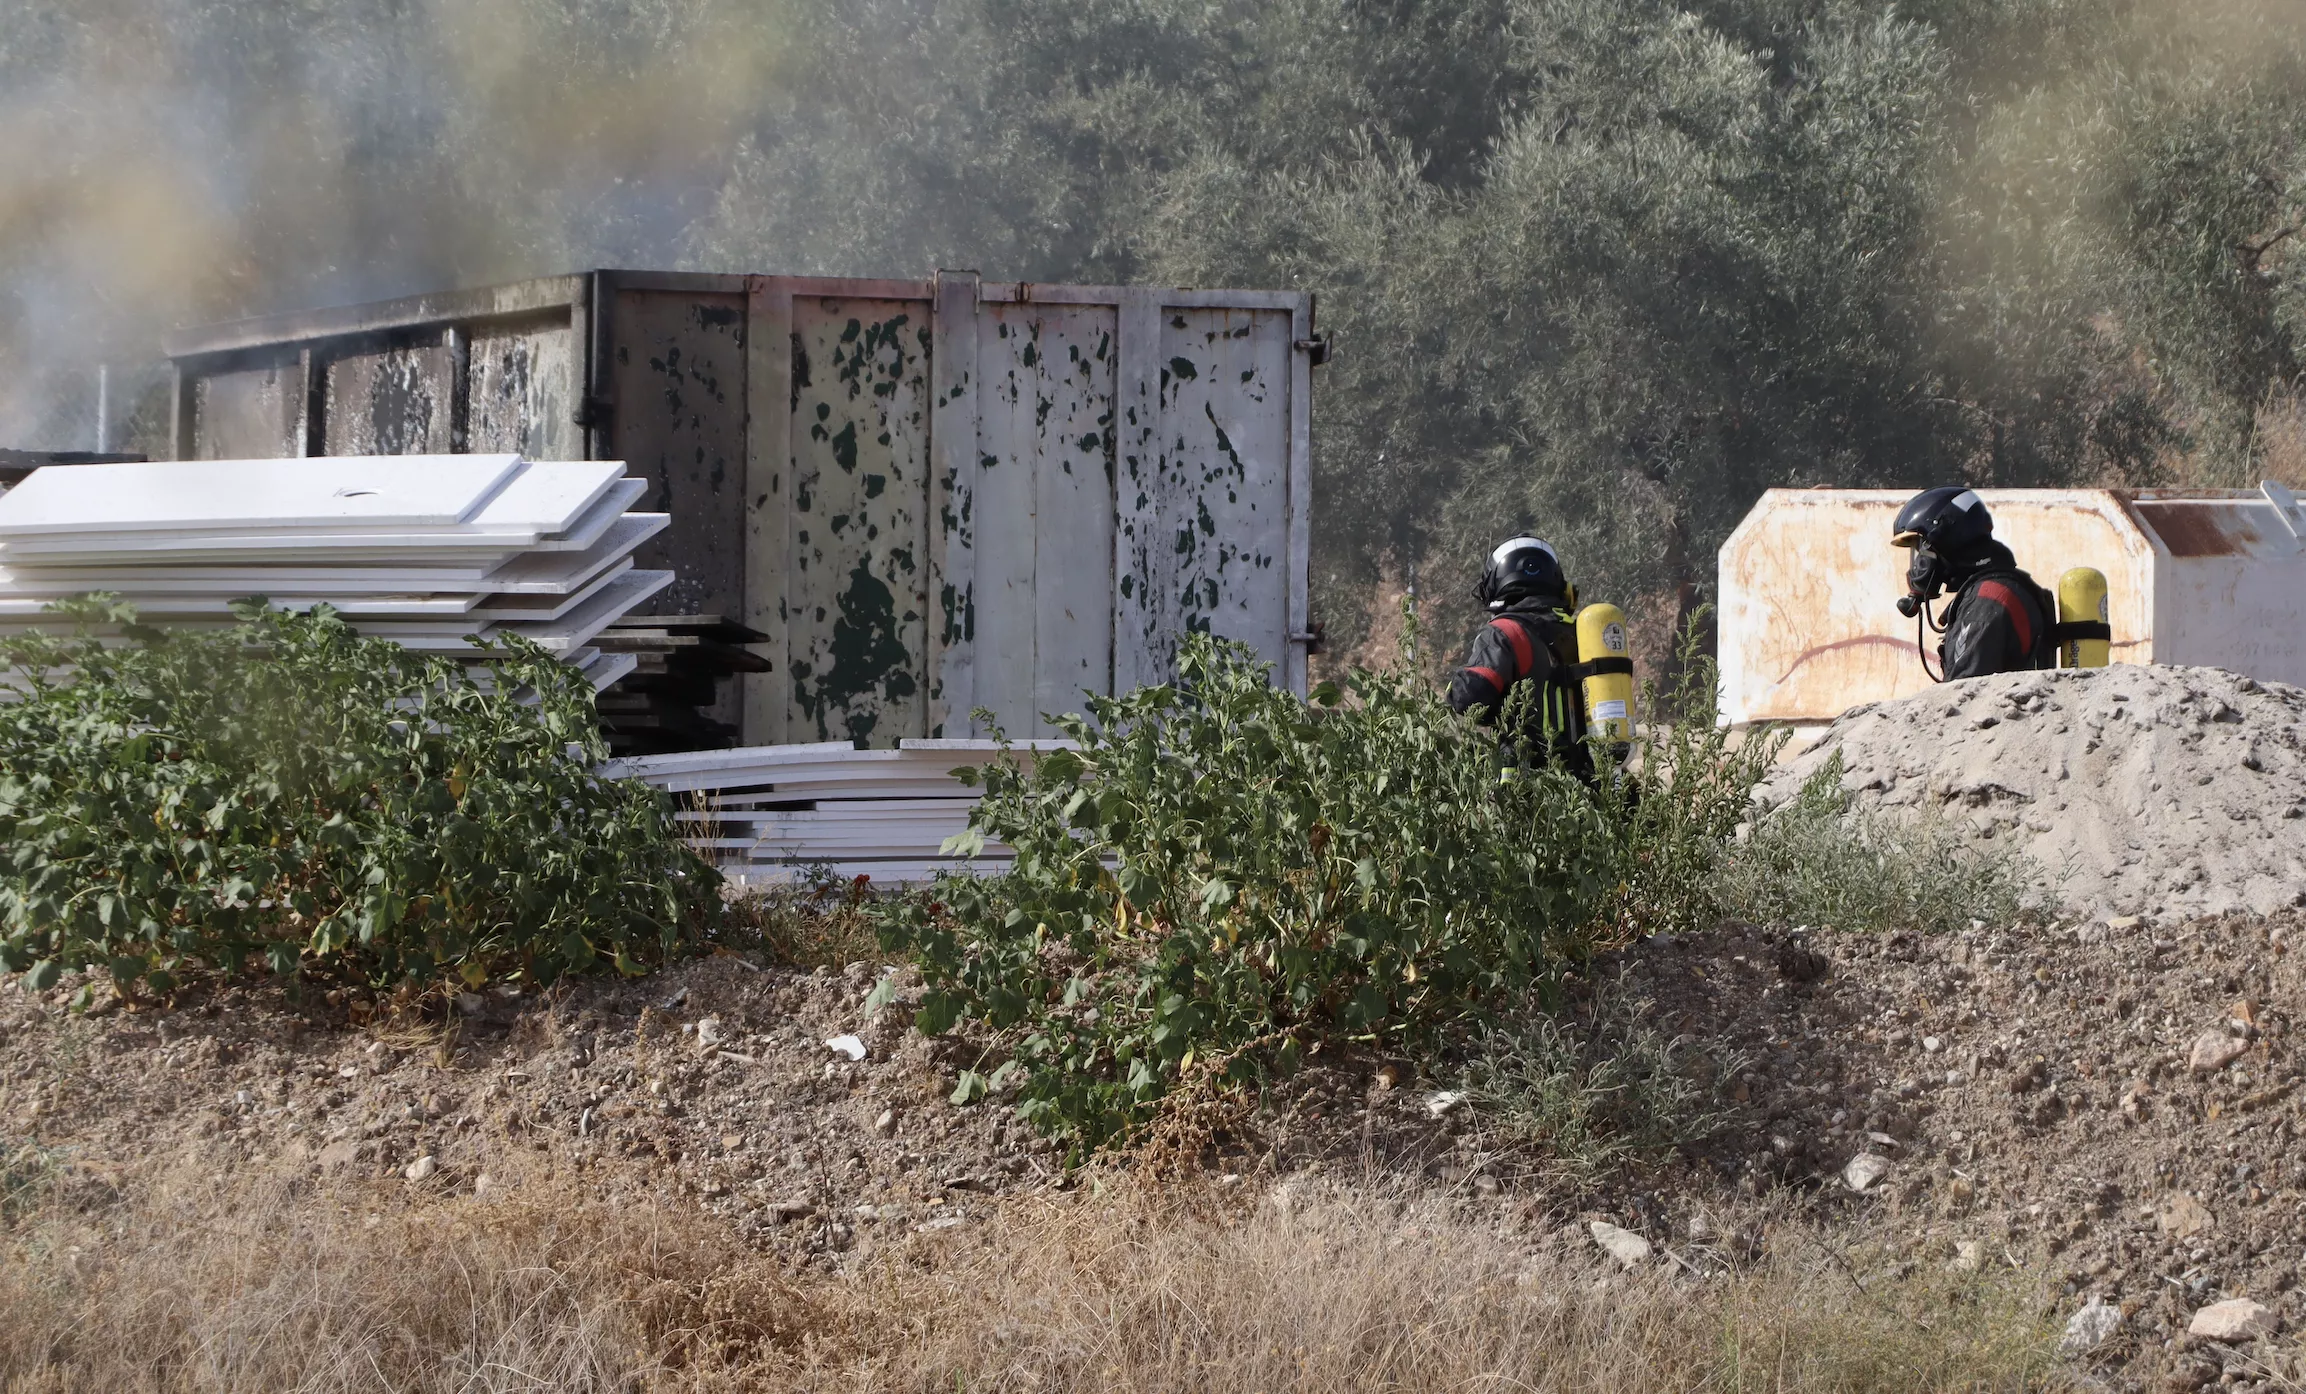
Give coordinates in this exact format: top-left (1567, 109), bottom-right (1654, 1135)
top-left (0, 597), bottom-right (719, 999)
top-left (1723, 753), bottom-right (2052, 935)
top-left (876, 628), bottom-right (1623, 1149)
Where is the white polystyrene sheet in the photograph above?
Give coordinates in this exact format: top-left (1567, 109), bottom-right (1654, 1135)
top-left (0, 481), bottom-right (644, 562)
top-left (498, 568), bottom-right (673, 653)
top-left (0, 456), bottom-right (524, 536)
top-left (580, 650), bottom-right (638, 691)
top-left (481, 514), bottom-right (668, 592)
top-left (0, 529), bottom-right (540, 559)
top-left (0, 564), bottom-right (504, 593)
top-left (0, 513), bottom-right (664, 595)
top-left (0, 593), bottom-right (479, 617)
top-left (467, 559), bottom-right (634, 621)
top-left (527, 480), bottom-right (648, 551)
top-left (464, 462), bottom-right (626, 535)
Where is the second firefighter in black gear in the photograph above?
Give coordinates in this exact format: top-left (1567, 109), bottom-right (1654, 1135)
top-left (1891, 486), bottom-right (2054, 680)
top-left (1447, 536), bottom-right (1593, 775)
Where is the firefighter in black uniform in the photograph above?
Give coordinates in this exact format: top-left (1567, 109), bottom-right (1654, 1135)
top-left (1891, 486), bottom-right (2054, 680)
top-left (1447, 536), bottom-right (1593, 777)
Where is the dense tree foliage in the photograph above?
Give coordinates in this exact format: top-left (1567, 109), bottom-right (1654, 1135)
top-left (5, 0), bottom-right (2303, 645)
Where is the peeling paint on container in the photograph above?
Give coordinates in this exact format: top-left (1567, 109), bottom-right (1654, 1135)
top-left (166, 270), bottom-right (1315, 749)
top-left (1719, 487), bottom-right (2306, 724)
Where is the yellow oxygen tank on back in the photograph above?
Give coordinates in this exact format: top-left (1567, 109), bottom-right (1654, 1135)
top-left (2057, 567), bottom-right (2110, 668)
top-left (1574, 603), bottom-right (1634, 743)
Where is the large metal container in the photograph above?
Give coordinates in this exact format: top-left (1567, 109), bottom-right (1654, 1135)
top-left (164, 271), bottom-right (1317, 746)
top-left (1718, 485), bottom-right (2306, 724)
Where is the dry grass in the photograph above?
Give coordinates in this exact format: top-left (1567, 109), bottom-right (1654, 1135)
top-left (720, 879), bottom-right (884, 972)
top-left (0, 1152), bottom-right (2079, 1393)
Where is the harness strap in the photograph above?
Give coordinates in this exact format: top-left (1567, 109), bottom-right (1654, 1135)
top-left (1487, 616), bottom-right (1537, 680)
top-left (2047, 620), bottom-right (2111, 643)
top-left (1973, 579), bottom-right (2036, 653)
top-left (1573, 657), bottom-right (1633, 679)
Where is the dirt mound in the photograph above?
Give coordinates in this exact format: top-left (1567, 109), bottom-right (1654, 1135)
top-left (1761, 665), bottom-right (2306, 923)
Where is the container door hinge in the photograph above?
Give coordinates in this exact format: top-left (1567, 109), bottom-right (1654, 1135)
top-left (574, 395), bottom-right (615, 430)
top-left (1294, 335), bottom-right (1333, 367)
top-left (1289, 621), bottom-right (1327, 655)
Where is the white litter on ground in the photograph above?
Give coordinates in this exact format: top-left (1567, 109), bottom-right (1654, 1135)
top-left (1757, 664), bottom-right (2306, 923)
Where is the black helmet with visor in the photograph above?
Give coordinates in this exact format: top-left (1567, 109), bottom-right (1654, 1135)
top-left (1475, 536), bottom-right (1569, 611)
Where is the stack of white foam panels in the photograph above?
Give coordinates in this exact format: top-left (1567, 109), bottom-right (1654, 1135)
top-left (598, 739), bottom-right (1074, 884)
top-left (0, 455), bottom-right (671, 690)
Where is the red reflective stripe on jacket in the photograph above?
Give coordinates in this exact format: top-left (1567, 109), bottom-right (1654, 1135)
top-left (1464, 665), bottom-right (1506, 692)
top-left (1488, 617), bottom-right (1536, 679)
top-left (1975, 580), bottom-right (2034, 653)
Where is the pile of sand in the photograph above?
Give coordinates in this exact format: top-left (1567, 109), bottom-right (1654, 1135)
top-left (1757, 664), bottom-right (2306, 923)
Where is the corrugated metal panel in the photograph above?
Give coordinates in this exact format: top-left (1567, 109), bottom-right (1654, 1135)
top-left (970, 300), bottom-right (1118, 737)
top-left (1140, 306), bottom-right (1293, 678)
top-left (467, 317), bottom-right (576, 459)
top-left (604, 287), bottom-right (748, 619)
top-left (1719, 487), bottom-right (2306, 724)
top-left (783, 294), bottom-right (933, 745)
top-left (320, 340), bottom-right (455, 456)
top-left (188, 356), bottom-right (303, 459)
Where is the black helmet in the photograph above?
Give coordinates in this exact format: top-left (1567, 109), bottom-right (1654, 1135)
top-left (1891, 487), bottom-right (1993, 557)
top-left (1474, 536), bottom-right (1568, 610)
top-left (1893, 487), bottom-right (1995, 610)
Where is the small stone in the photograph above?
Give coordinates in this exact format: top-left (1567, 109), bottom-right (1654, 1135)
top-left (1842, 1153), bottom-right (1892, 1193)
top-left (337, 1064), bottom-right (359, 1078)
top-left (454, 992), bottom-right (485, 1016)
top-left (874, 1108), bottom-right (896, 1135)
top-left (2106, 915), bottom-right (2141, 931)
top-left (2187, 1297), bottom-right (2275, 1342)
top-left (771, 1199), bottom-right (813, 1222)
top-left (1921, 1036), bottom-right (1942, 1054)
top-left (719, 1132), bottom-right (743, 1151)
top-left (1775, 942), bottom-right (1829, 983)
top-left (1588, 1220), bottom-right (1653, 1268)
top-left (917, 1215), bottom-right (967, 1232)
top-left (403, 1155), bottom-right (437, 1183)
top-left (1425, 1090), bottom-right (1468, 1119)
top-left (823, 1034), bottom-right (867, 1062)
top-left (2157, 1192), bottom-right (2214, 1239)
top-left (473, 1172), bottom-right (493, 1197)
top-left (694, 1016), bottom-right (726, 1050)
top-left (2189, 1029), bottom-right (2247, 1074)
top-left (1951, 1240), bottom-right (1984, 1273)
top-left (1373, 1063), bottom-right (1408, 1091)
top-left (2060, 1297), bottom-right (2123, 1354)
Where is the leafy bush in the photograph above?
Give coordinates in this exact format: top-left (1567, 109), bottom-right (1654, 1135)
top-left (1591, 618), bottom-right (1786, 938)
top-left (0, 599), bottom-right (718, 1001)
top-left (1721, 753), bottom-right (2050, 935)
top-left (873, 631), bottom-right (1623, 1148)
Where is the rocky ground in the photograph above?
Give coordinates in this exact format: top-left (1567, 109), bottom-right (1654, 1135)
top-left (5, 901), bottom-right (2303, 1389)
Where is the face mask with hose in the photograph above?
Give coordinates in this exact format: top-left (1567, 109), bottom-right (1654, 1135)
top-left (1889, 487), bottom-right (1992, 684)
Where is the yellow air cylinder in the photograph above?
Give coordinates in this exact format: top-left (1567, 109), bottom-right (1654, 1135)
top-left (1575, 603), bottom-right (1634, 742)
top-left (2058, 567), bottom-right (2110, 669)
